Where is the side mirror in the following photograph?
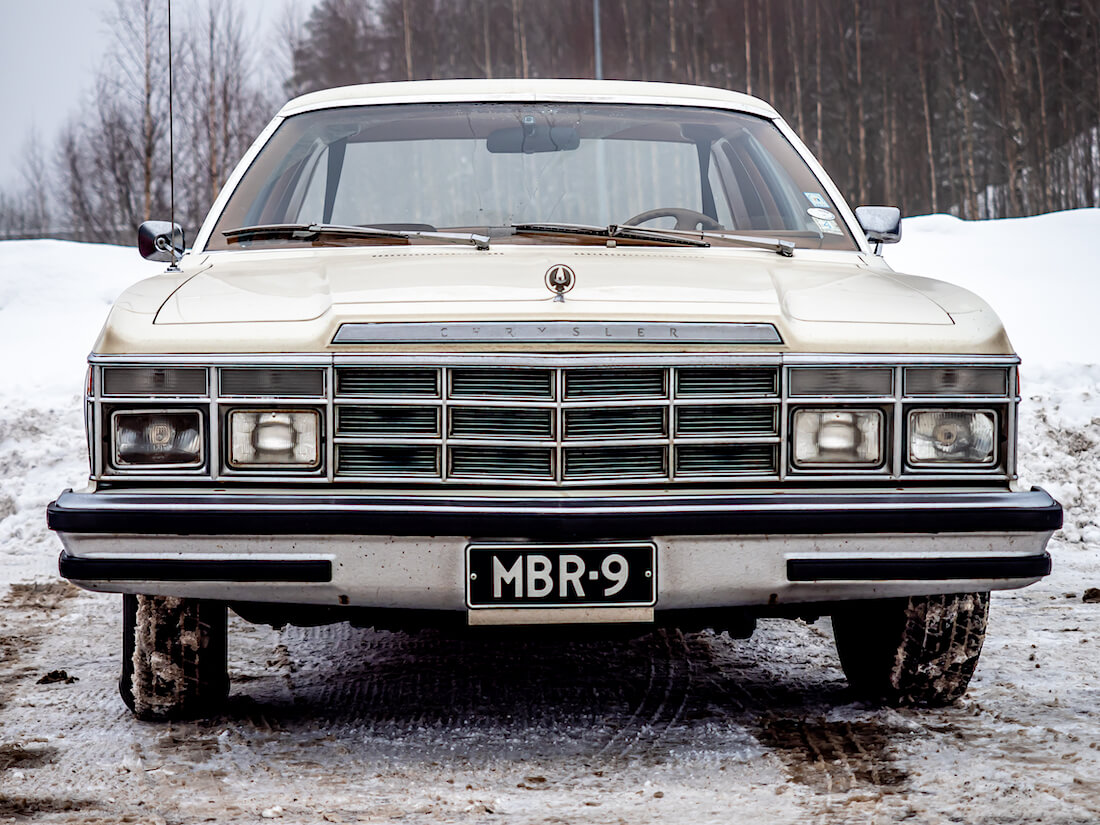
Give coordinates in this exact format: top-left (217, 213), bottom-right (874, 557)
top-left (138, 221), bottom-right (185, 264)
top-left (854, 206), bottom-right (901, 253)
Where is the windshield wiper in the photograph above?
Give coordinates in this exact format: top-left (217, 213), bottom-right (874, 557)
top-left (642, 227), bottom-right (796, 257)
top-left (223, 223), bottom-right (490, 250)
top-left (510, 222), bottom-right (710, 248)
top-left (696, 230), bottom-right (795, 257)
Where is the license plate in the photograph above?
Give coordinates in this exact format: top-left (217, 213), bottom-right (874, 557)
top-left (466, 542), bottom-right (657, 608)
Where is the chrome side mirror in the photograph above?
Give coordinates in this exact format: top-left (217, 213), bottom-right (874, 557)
top-left (854, 206), bottom-right (901, 254)
top-left (138, 221), bottom-right (185, 264)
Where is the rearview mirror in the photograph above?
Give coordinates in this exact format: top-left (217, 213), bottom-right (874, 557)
top-left (487, 121), bottom-right (580, 154)
top-left (854, 206), bottom-right (902, 252)
top-left (138, 221), bottom-right (185, 264)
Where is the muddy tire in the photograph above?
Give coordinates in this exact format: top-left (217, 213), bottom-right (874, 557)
top-left (832, 592), bottom-right (989, 707)
top-left (120, 594), bottom-right (229, 721)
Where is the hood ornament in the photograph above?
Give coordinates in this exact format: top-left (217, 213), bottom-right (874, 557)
top-left (545, 264), bottom-right (576, 302)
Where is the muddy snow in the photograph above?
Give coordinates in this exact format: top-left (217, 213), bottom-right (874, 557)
top-left (3, 219), bottom-right (1100, 823)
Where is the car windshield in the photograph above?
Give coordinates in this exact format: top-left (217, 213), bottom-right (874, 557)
top-left (206, 102), bottom-right (857, 251)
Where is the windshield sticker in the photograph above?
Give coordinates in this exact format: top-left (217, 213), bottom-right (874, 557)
top-left (812, 216), bottom-right (844, 236)
top-left (803, 192), bottom-right (829, 208)
top-left (807, 207), bottom-right (836, 221)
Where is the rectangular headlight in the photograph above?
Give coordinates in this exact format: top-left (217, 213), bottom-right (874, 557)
top-left (792, 408), bottom-right (883, 467)
top-left (228, 409), bottom-right (321, 469)
top-left (908, 409), bottom-right (996, 465)
top-left (112, 410), bottom-right (203, 468)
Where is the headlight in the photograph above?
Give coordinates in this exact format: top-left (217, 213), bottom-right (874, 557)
top-left (908, 410), bottom-right (995, 465)
top-left (792, 409), bottom-right (883, 467)
top-left (112, 410), bottom-right (203, 467)
top-left (228, 409), bottom-right (321, 469)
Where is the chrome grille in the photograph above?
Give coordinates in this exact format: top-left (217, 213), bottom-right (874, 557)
top-left (565, 407), bottom-right (666, 439)
top-left (451, 368), bottom-right (553, 398)
top-left (338, 445), bottom-right (438, 475)
top-left (451, 446), bottom-right (553, 479)
top-left (565, 369), bottom-right (665, 399)
top-left (91, 356), bottom-right (1019, 485)
top-left (337, 406), bottom-right (439, 437)
top-left (333, 364), bottom-right (782, 485)
top-left (564, 446), bottom-right (666, 478)
top-left (450, 407), bottom-right (553, 439)
top-left (675, 405), bottom-right (777, 436)
top-left (677, 368), bottom-right (778, 396)
top-left (337, 368), bottom-right (439, 396)
top-left (676, 444), bottom-right (777, 475)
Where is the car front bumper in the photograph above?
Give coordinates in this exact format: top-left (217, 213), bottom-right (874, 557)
top-left (48, 487), bottom-right (1061, 611)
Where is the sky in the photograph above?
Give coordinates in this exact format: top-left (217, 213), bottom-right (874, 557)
top-left (0, 0), bottom-right (315, 191)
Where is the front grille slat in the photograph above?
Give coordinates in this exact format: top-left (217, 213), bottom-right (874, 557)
top-left (676, 405), bottom-right (777, 436)
top-left (564, 446), bottom-right (666, 479)
top-left (451, 368), bottom-right (553, 399)
top-left (337, 406), bottom-right (439, 437)
top-left (450, 407), bottom-right (553, 439)
top-left (565, 369), bottom-right (666, 399)
top-left (677, 368), bottom-right (778, 397)
top-left (676, 444), bottom-right (777, 475)
top-left (337, 445), bottom-right (439, 476)
top-left (565, 407), bottom-right (666, 439)
top-left (337, 368), bottom-right (439, 397)
top-left (451, 447), bottom-right (554, 479)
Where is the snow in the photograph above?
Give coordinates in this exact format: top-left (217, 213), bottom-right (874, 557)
top-left (884, 209), bottom-right (1100, 366)
top-left (1, 214), bottom-right (1099, 822)
top-left (0, 240), bottom-right (161, 406)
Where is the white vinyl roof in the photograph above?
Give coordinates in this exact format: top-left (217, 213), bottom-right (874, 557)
top-left (278, 78), bottom-right (780, 119)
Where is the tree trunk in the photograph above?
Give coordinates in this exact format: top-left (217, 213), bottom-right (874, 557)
top-left (916, 24), bottom-right (938, 212)
top-left (403, 0), bottom-right (414, 80)
top-left (854, 0), bottom-right (867, 205)
top-left (744, 0), bottom-right (752, 96)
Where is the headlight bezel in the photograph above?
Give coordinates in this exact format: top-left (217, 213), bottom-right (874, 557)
top-left (905, 407), bottom-right (999, 469)
top-left (789, 406), bottom-right (889, 471)
top-left (224, 407), bottom-right (324, 472)
top-left (109, 408), bottom-right (206, 471)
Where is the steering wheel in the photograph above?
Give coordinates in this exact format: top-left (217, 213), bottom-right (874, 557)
top-left (622, 207), bottom-right (723, 231)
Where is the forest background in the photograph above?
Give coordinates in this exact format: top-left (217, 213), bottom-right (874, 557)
top-left (2, 0), bottom-right (1097, 243)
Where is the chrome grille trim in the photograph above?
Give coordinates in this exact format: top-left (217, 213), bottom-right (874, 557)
top-left (337, 368), bottom-right (439, 397)
top-left (565, 407), bottom-right (666, 439)
top-left (450, 368), bottom-right (554, 399)
top-left (88, 354), bottom-right (1020, 485)
top-left (451, 446), bottom-right (554, 479)
top-left (676, 444), bottom-right (777, 475)
top-left (564, 369), bottom-right (666, 399)
top-left (337, 406), bottom-right (439, 437)
top-left (450, 407), bottom-right (554, 440)
top-left (338, 445), bottom-right (439, 476)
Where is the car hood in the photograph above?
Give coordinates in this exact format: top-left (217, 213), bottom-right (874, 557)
top-left (95, 245), bottom-right (1013, 354)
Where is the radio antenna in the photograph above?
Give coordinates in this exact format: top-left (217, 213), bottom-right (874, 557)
top-left (166, 0), bottom-right (179, 270)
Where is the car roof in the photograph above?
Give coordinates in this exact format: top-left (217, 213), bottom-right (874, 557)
top-left (278, 78), bottom-right (780, 119)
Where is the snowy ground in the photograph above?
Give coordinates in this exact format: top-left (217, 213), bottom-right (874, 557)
top-left (2, 215), bottom-right (1100, 824)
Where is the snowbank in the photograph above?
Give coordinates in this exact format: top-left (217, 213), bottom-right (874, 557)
top-left (0, 240), bottom-right (161, 407)
top-left (884, 209), bottom-right (1100, 366)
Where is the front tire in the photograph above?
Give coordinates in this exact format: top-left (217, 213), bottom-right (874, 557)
top-left (832, 592), bottom-right (989, 707)
top-left (120, 594), bottom-right (229, 720)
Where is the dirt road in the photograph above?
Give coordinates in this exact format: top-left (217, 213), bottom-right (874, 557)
top-left (3, 385), bottom-right (1100, 824)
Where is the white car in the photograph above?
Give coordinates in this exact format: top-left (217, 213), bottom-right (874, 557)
top-left (47, 79), bottom-right (1061, 720)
